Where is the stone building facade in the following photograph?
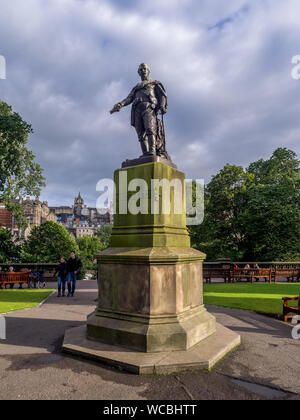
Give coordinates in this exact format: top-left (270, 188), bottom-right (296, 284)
top-left (0, 203), bottom-right (13, 229)
top-left (50, 193), bottom-right (113, 239)
top-left (20, 197), bottom-right (57, 228)
top-left (13, 197), bottom-right (57, 239)
top-left (8, 193), bottom-right (112, 240)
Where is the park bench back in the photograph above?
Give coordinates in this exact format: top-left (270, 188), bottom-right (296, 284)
top-left (273, 268), bottom-right (299, 283)
top-left (203, 268), bottom-right (232, 283)
top-left (232, 268), bottom-right (272, 283)
top-left (0, 272), bottom-right (31, 288)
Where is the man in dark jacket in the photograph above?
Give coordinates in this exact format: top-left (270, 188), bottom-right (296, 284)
top-left (66, 251), bottom-right (82, 297)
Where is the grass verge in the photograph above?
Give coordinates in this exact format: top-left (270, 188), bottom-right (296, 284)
top-left (203, 283), bottom-right (300, 316)
top-left (0, 289), bottom-right (54, 313)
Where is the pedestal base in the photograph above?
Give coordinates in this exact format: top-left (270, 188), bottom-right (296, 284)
top-left (87, 247), bottom-right (214, 353)
top-left (63, 323), bottom-right (240, 374)
top-left (122, 155), bottom-right (177, 169)
top-left (87, 305), bottom-right (216, 353)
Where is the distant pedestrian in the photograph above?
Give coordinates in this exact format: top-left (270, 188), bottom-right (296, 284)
top-left (54, 257), bottom-right (68, 297)
top-left (93, 258), bottom-right (98, 281)
top-left (66, 251), bottom-right (82, 297)
top-left (93, 258), bottom-right (99, 302)
top-left (31, 269), bottom-right (40, 289)
top-left (39, 268), bottom-right (46, 289)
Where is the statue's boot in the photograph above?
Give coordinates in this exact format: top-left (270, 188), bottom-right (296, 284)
top-left (148, 135), bottom-right (156, 155)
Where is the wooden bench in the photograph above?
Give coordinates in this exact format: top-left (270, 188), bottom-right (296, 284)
top-left (0, 272), bottom-right (31, 289)
top-left (273, 269), bottom-right (299, 283)
top-left (232, 268), bottom-right (272, 284)
top-left (282, 296), bottom-right (300, 322)
top-left (203, 268), bottom-right (232, 284)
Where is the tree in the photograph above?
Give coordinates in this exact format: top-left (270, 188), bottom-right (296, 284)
top-left (190, 148), bottom-right (300, 261)
top-left (0, 228), bottom-right (20, 263)
top-left (22, 221), bottom-right (78, 263)
top-left (95, 224), bottom-right (112, 248)
top-left (244, 148), bottom-right (300, 260)
top-left (242, 183), bottom-right (300, 260)
top-left (248, 148), bottom-right (299, 185)
top-left (190, 164), bottom-right (253, 260)
top-left (0, 101), bottom-right (45, 227)
top-left (77, 236), bottom-right (104, 270)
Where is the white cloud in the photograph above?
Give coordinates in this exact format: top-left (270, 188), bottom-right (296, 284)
top-left (0, 0), bottom-right (299, 206)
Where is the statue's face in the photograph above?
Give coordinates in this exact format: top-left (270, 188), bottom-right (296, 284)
top-left (138, 64), bottom-right (150, 79)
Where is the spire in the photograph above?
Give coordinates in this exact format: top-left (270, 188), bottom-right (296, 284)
top-left (74, 192), bottom-right (84, 206)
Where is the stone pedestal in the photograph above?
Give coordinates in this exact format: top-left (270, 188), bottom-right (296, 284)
top-left (87, 247), bottom-right (216, 352)
top-left (87, 162), bottom-right (216, 352)
top-left (63, 161), bottom-right (240, 372)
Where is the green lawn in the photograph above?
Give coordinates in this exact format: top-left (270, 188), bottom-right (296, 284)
top-left (203, 283), bottom-right (300, 316)
top-left (0, 289), bottom-right (54, 314)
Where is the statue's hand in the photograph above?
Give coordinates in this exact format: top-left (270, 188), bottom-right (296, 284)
top-left (110, 103), bottom-right (122, 114)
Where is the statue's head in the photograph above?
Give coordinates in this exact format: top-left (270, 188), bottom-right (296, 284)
top-left (138, 63), bottom-right (150, 80)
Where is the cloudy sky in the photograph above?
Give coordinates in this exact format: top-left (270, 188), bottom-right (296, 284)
top-left (1, 0), bottom-right (300, 207)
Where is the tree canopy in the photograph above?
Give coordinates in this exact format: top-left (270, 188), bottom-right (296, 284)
top-left (95, 223), bottom-right (112, 248)
top-left (22, 221), bottom-right (78, 263)
top-left (77, 235), bottom-right (104, 270)
top-left (0, 227), bottom-right (20, 263)
top-left (189, 148), bottom-right (300, 261)
top-left (0, 101), bottom-right (45, 227)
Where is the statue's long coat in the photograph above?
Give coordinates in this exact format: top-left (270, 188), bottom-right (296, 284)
top-left (122, 79), bottom-right (168, 127)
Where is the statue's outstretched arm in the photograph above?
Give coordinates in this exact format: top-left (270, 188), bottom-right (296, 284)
top-left (110, 88), bottom-right (135, 114)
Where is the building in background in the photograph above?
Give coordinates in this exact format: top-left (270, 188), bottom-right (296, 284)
top-left (5, 193), bottom-right (112, 241)
top-left (0, 203), bottom-right (13, 229)
top-left (12, 197), bottom-right (57, 240)
top-left (67, 224), bottom-right (98, 239)
top-left (50, 193), bottom-right (113, 239)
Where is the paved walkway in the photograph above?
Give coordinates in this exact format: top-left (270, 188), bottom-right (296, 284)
top-left (0, 280), bottom-right (299, 400)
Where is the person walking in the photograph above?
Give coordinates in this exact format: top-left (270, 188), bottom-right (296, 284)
top-left (66, 251), bottom-right (82, 297)
top-left (54, 257), bottom-right (68, 297)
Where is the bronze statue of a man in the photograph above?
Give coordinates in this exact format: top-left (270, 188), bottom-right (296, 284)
top-left (110, 63), bottom-right (169, 158)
